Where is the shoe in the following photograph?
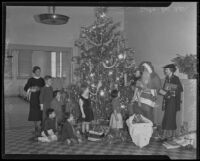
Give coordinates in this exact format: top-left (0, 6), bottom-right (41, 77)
top-left (157, 136), bottom-right (168, 142)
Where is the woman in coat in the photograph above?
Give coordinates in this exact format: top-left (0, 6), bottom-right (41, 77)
top-left (160, 64), bottom-right (183, 141)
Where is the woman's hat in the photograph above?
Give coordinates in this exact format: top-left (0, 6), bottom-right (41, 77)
top-left (163, 64), bottom-right (177, 72)
top-left (163, 64), bottom-right (176, 69)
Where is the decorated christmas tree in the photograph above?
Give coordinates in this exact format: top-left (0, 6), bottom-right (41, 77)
top-left (71, 7), bottom-right (136, 120)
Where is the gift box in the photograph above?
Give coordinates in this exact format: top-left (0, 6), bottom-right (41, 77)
top-left (164, 83), bottom-right (177, 91)
top-left (88, 130), bottom-right (104, 142)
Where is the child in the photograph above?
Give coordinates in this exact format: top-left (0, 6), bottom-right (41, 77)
top-left (38, 108), bottom-right (58, 142)
top-left (79, 83), bottom-right (94, 138)
top-left (109, 89), bottom-right (123, 132)
top-left (50, 90), bottom-right (65, 128)
top-left (60, 112), bottom-right (82, 145)
top-left (40, 75), bottom-right (53, 124)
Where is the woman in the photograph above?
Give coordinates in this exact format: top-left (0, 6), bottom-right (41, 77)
top-left (132, 61), bottom-right (162, 125)
top-left (160, 64), bottom-right (183, 141)
top-left (24, 66), bottom-right (45, 136)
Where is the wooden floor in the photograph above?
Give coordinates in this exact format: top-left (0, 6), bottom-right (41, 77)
top-left (3, 97), bottom-right (197, 159)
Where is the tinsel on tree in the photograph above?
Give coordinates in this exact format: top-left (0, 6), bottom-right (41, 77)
top-left (71, 7), bottom-right (136, 120)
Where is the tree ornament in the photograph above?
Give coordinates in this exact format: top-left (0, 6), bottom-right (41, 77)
top-left (108, 71), bottom-right (113, 75)
top-left (100, 90), bottom-right (105, 96)
top-left (118, 54), bottom-right (124, 60)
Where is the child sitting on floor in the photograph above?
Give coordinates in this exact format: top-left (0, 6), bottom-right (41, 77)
top-left (37, 108), bottom-right (58, 142)
top-left (60, 112), bottom-right (82, 145)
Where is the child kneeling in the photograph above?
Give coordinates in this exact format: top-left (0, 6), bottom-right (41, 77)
top-left (60, 112), bottom-right (82, 145)
top-left (38, 108), bottom-right (58, 142)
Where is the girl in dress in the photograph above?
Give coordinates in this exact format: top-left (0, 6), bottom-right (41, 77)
top-left (24, 66), bottom-right (45, 137)
top-left (79, 83), bottom-right (94, 138)
top-left (109, 89), bottom-right (123, 131)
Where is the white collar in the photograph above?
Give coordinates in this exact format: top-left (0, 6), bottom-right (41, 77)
top-left (33, 76), bottom-right (40, 79)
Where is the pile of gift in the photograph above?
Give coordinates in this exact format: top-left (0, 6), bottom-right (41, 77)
top-left (87, 120), bottom-right (110, 142)
top-left (87, 119), bottom-right (132, 144)
top-left (171, 131), bottom-right (196, 150)
top-left (102, 128), bottom-right (131, 144)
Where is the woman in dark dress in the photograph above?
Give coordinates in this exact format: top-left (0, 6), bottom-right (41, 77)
top-left (24, 66), bottom-right (45, 136)
top-left (160, 64), bottom-right (183, 140)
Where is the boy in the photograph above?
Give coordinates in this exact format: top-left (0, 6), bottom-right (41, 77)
top-left (40, 75), bottom-right (53, 124)
top-left (38, 108), bottom-right (58, 142)
top-left (50, 90), bottom-right (65, 128)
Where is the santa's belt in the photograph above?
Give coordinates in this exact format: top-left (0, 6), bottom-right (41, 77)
top-left (135, 97), bottom-right (156, 107)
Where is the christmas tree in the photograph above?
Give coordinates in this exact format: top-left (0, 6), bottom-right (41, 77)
top-left (71, 7), bottom-right (136, 120)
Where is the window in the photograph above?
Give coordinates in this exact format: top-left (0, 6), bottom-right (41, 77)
top-left (51, 52), bottom-right (56, 77)
top-left (4, 50), bottom-right (12, 78)
top-left (18, 49), bottom-right (32, 78)
top-left (51, 51), bottom-right (72, 79)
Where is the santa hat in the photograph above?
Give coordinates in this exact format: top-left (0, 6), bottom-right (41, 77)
top-left (139, 61), bottom-right (155, 74)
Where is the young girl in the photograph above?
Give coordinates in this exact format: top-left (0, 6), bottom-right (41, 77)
top-left (79, 83), bottom-right (94, 138)
top-left (60, 112), bottom-right (82, 145)
top-left (38, 108), bottom-right (58, 142)
top-left (50, 90), bottom-right (64, 128)
top-left (109, 89), bottom-right (123, 131)
top-left (40, 75), bottom-right (53, 124)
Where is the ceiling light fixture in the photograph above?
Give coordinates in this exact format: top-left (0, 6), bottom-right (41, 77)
top-left (34, 6), bottom-right (69, 25)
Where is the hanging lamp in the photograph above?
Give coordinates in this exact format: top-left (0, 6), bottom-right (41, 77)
top-left (34, 6), bottom-right (69, 25)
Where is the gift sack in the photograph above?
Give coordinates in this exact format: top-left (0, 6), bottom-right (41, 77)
top-left (126, 114), bottom-right (153, 148)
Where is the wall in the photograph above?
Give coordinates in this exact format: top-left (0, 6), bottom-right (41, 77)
top-left (5, 6), bottom-right (124, 96)
top-left (124, 2), bottom-right (197, 79)
top-left (6, 6), bottom-right (124, 57)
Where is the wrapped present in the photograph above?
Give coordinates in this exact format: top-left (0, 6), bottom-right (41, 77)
top-left (164, 83), bottom-right (177, 91)
top-left (88, 130), bottom-right (104, 142)
top-left (87, 123), bottom-right (105, 142)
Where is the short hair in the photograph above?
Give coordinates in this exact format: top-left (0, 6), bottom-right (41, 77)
top-left (169, 67), bottom-right (177, 73)
top-left (63, 112), bottom-right (71, 120)
top-left (80, 83), bottom-right (88, 94)
top-left (32, 66), bottom-right (41, 73)
top-left (46, 108), bottom-right (55, 117)
top-left (44, 75), bottom-right (52, 81)
top-left (53, 90), bottom-right (61, 98)
top-left (111, 89), bottom-right (118, 98)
